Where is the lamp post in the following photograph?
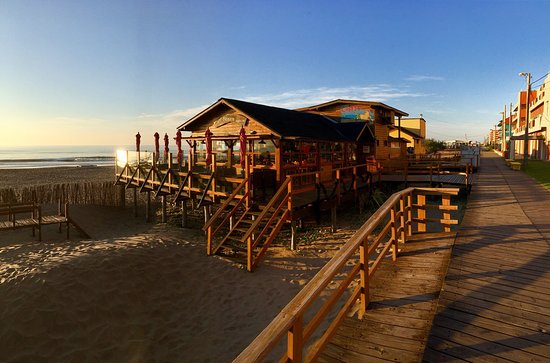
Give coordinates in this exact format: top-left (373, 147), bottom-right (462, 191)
top-left (519, 72), bottom-right (531, 166)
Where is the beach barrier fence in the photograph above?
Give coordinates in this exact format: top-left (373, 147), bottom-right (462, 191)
top-left (0, 182), bottom-right (130, 207)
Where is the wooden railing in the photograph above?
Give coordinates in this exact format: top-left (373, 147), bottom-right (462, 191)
top-left (233, 187), bottom-right (459, 363)
top-left (242, 177), bottom-right (292, 271)
top-left (204, 177), bottom-right (250, 255)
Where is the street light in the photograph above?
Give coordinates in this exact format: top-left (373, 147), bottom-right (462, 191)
top-left (519, 72), bottom-right (531, 167)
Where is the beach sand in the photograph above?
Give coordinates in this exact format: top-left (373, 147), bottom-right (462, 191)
top-left (0, 166), bottom-right (113, 189)
top-left (0, 167), bottom-right (365, 362)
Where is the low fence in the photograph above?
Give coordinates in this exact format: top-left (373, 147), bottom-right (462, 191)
top-left (0, 182), bottom-right (125, 207)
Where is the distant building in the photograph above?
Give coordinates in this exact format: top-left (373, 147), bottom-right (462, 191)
top-left (503, 72), bottom-right (550, 160)
top-left (297, 99), bottom-right (409, 160)
top-left (389, 117), bottom-right (426, 155)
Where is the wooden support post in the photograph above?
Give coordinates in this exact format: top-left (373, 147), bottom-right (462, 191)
top-left (390, 206), bottom-right (397, 262)
top-left (145, 191), bottom-right (151, 223)
top-left (290, 220), bottom-right (298, 251)
top-left (335, 169), bottom-right (341, 206)
top-left (417, 193), bottom-right (426, 233)
top-left (359, 237), bottom-right (369, 318)
top-left (287, 316), bottom-right (303, 362)
top-left (442, 194), bottom-right (451, 233)
top-left (247, 236), bottom-right (253, 272)
top-left (181, 200), bottom-right (187, 228)
top-left (161, 195), bottom-right (167, 223)
top-left (330, 202), bottom-right (337, 233)
top-left (353, 166), bottom-right (358, 202)
top-left (133, 188), bottom-right (138, 217)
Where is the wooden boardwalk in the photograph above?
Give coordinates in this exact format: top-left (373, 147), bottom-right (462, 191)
top-left (318, 232), bottom-right (457, 362)
top-left (424, 152), bottom-right (550, 362)
top-left (317, 152), bottom-right (550, 362)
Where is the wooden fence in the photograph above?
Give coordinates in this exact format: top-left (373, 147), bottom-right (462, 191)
top-left (0, 182), bottom-right (125, 206)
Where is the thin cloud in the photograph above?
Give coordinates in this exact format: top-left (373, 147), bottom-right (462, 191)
top-left (244, 85), bottom-right (428, 109)
top-left (405, 75), bottom-right (445, 82)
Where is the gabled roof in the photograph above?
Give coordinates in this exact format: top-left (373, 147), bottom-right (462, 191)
top-left (295, 99), bottom-right (409, 117)
top-left (178, 98), bottom-right (361, 142)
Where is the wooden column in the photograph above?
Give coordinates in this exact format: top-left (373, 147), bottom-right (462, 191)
top-left (330, 202), bottom-right (337, 233)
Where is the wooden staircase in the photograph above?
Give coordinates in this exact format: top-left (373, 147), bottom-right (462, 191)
top-left (204, 177), bottom-right (292, 271)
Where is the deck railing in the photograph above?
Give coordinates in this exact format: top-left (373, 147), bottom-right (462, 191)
top-left (233, 187), bottom-right (459, 363)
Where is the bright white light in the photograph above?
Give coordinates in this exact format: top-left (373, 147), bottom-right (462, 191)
top-left (116, 149), bottom-right (127, 166)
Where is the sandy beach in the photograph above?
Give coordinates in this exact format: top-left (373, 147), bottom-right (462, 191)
top-left (0, 167), bottom-right (362, 362)
top-left (0, 166), bottom-right (114, 189)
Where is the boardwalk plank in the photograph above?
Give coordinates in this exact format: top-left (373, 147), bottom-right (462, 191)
top-left (424, 152), bottom-right (550, 363)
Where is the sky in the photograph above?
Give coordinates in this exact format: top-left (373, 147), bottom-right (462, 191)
top-left (1, 0), bottom-right (550, 146)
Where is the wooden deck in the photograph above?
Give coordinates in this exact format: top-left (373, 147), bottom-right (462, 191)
top-left (424, 152), bottom-right (550, 362)
top-left (317, 151), bottom-right (550, 362)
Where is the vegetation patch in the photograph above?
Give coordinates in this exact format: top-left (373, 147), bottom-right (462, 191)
top-left (523, 160), bottom-right (550, 191)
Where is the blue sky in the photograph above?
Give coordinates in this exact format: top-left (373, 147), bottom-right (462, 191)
top-left (1, 0), bottom-right (549, 146)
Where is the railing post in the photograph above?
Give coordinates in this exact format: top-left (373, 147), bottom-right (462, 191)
top-left (359, 237), bottom-right (369, 318)
top-left (442, 194), bottom-right (451, 233)
top-left (287, 316), bottom-right (303, 362)
top-left (245, 155), bottom-right (251, 208)
top-left (390, 206), bottom-right (398, 262)
top-left (399, 196), bottom-right (406, 243)
top-left (406, 192), bottom-right (412, 237)
top-left (417, 193), bottom-right (426, 233)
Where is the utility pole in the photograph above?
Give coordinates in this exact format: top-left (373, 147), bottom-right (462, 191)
top-left (519, 72), bottom-right (531, 166)
top-left (509, 102), bottom-right (513, 157)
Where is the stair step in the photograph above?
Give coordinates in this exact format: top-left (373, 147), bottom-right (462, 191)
top-left (226, 235), bottom-right (244, 243)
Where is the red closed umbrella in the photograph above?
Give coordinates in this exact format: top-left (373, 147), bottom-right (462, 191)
top-left (163, 133), bottom-right (169, 162)
top-left (176, 130), bottom-right (183, 164)
top-left (205, 128), bottom-right (213, 166)
top-left (135, 132), bottom-right (141, 152)
top-left (239, 127), bottom-right (247, 168)
top-left (154, 132), bottom-right (160, 161)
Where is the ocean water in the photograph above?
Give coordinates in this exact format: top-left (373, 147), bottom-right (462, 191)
top-left (0, 145), bottom-right (139, 169)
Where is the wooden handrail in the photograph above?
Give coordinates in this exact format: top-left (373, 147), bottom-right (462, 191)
top-left (203, 177), bottom-right (249, 231)
top-left (241, 177), bottom-right (291, 243)
top-left (234, 187), bottom-right (459, 363)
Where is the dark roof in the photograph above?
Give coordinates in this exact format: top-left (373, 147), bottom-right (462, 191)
top-left (180, 98), bottom-right (368, 142)
top-left (338, 122), bottom-right (375, 142)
